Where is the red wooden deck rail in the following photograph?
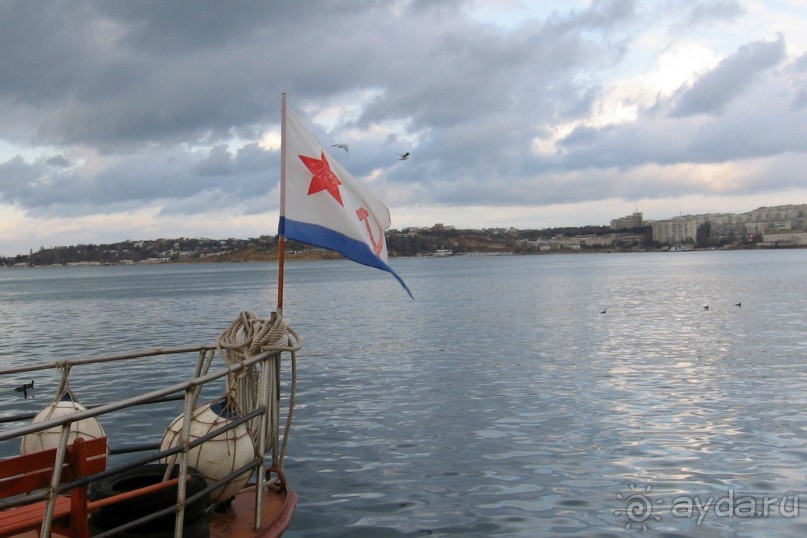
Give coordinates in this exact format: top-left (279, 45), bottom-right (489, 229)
top-left (0, 437), bottom-right (185, 538)
top-left (0, 437), bottom-right (107, 537)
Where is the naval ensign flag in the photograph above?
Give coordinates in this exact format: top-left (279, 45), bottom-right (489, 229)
top-left (279, 103), bottom-right (412, 298)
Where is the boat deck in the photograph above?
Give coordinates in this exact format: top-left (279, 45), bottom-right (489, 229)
top-left (8, 486), bottom-right (296, 537)
top-left (209, 487), bottom-right (298, 538)
top-left (1, 315), bottom-right (302, 538)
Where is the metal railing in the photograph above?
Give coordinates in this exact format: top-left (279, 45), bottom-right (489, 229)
top-left (0, 339), bottom-right (300, 538)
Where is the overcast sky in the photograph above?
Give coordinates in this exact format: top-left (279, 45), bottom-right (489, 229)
top-left (2, 0), bottom-right (806, 257)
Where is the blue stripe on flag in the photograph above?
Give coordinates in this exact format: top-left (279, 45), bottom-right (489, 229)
top-left (280, 217), bottom-right (413, 298)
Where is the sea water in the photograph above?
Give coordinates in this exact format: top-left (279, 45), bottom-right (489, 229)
top-left (1, 250), bottom-right (805, 537)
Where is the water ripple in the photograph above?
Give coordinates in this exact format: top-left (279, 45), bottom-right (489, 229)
top-left (2, 252), bottom-right (806, 536)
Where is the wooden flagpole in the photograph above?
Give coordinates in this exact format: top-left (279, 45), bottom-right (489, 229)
top-left (277, 93), bottom-right (288, 317)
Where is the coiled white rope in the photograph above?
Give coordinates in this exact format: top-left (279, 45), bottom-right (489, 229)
top-left (216, 311), bottom-right (301, 466)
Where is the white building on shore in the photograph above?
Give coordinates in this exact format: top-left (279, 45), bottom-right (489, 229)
top-left (651, 204), bottom-right (807, 245)
top-left (610, 212), bottom-right (643, 231)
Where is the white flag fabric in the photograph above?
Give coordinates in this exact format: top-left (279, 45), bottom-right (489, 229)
top-left (279, 103), bottom-right (412, 298)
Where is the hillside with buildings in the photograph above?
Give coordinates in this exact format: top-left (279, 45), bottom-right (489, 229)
top-left (642, 204), bottom-right (807, 248)
top-left (3, 204), bottom-right (805, 267)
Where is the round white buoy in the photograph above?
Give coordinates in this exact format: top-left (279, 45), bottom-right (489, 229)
top-left (160, 400), bottom-right (255, 504)
top-left (21, 398), bottom-right (106, 455)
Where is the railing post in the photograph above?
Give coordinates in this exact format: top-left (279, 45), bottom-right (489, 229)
top-left (40, 425), bottom-right (72, 538)
top-left (272, 353), bottom-right (281, 468)
top-left (253, 353), bottom-right (273, 529)
top-left (174, 386), bottom-right (195, 538)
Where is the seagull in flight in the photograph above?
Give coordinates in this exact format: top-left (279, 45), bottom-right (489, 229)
top-left (398, 152), bottom-right (410, 160)
top-left (331, 144), bottom-right (349, 153)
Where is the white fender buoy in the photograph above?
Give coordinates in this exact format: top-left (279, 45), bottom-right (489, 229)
top-left (160, 399), bottom-right (255, 504)
top-left (21, 394), bottom-right (106, 455)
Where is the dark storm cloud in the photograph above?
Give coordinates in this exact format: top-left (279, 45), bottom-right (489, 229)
top-left (1, 0), bottom-right (636, 202)
top-left (0, 2), bottom-right (98, 104)
top-left (0, 142), bottom-right (277, 214)
top-left (92, 1), bottom-right (278, 52)
top-left (670, 35), bottom-right (785, 117)
top-left (360, 0), bottom-right (635, 131)
top-left (555, 33), bottom-right (806, 184)
top-left (0, 0), bottom-right (805, 230)
top-left (353, 0), bottom-right (637, 193)
top-left (46, 155), bottom-right (71, 168)
top-left (1, 1), bottom-right (336, 149)
top-left (687, 0), bottom-right (744, 26)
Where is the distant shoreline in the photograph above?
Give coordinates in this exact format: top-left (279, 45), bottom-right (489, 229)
top-left (3, 243), bottom-right (804, 269)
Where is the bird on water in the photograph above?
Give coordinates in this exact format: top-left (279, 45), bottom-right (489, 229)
top-left (15, 380), bottom-right (35, 399)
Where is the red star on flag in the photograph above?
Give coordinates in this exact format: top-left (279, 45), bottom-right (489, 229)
top-left (299, 152), bottom-right (344, 206)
